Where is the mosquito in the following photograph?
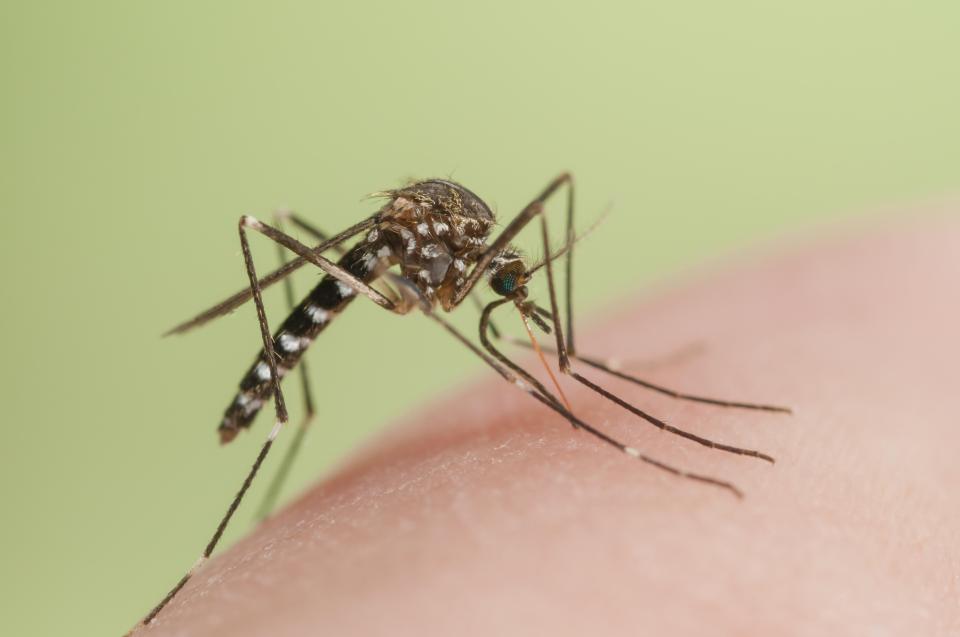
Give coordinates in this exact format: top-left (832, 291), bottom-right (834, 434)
top-left (129, 174), bottom-right (790, 632)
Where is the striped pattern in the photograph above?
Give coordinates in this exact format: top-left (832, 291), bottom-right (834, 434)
top-left (218, 241), bottom-right (382, 443)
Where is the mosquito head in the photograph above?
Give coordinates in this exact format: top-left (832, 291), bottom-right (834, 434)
top-left (489, 247), bottom-right (530, 298)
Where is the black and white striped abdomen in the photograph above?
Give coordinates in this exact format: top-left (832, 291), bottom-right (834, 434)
top-left (218, 241), bottom-right (388, 443)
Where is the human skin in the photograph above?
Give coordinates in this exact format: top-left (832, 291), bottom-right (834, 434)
top-left (134, 210), bottom-right (960, 636)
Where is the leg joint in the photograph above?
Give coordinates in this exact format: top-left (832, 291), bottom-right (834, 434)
top-left (240, 214), bottom-right (264, 230)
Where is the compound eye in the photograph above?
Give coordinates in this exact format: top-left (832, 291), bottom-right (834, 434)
top-left (490, 261), bottom-right (526, 296)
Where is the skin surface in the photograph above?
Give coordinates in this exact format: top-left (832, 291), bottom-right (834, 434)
top-left (136, 210), bottom-right (960, 636)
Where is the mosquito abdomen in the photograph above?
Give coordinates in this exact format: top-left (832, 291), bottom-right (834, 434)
top-left (218, 240), bottom-right (389, 443)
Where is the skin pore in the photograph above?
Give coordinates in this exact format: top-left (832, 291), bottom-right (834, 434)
top-left (135, 211), bottom-right (960, 636)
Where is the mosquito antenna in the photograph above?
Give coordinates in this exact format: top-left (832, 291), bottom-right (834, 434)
top-left (525, 203), bottom-right (611, 276)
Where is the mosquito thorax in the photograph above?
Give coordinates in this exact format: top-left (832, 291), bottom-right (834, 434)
top-left (371, 179), bottom-right (495, 311)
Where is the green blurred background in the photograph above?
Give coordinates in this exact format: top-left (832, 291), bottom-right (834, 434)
top-left (2, 2), bottom-right (957, 635)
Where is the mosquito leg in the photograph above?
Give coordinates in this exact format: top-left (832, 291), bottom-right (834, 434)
top-left (524, 302), bottom-right (791, 413)
top-left (471, 292), bottom-right (501, 339)
top-left (530, 214), bottom-right (776, 463)
top-left (424, 306), bottom-right (743, 498)
top-left (133, 217), bottom-right (296, 631)
top-left (285, 210), bottom-right (409, 302)
top-left (515, 178), bottom-right (790, 414)
top-left (561, 176), bottom-right (576, 355)
top-left (247, 212), bottom-right (410, 520)
top-left (478, 293), bottom-right (703, 373)
top-left (251, 208), bottom-right (432, 521)
top-left (497, 332), bottom-right (705, 373)
top-left (276, 210), bottom-right (333, 247)
top-left (252, 211), bottom-right (323, 522)
top-left (571, 349), bottom-right (790, 413)
top-left (165, 214), bottom-right (380, 336)
top-left (239, 215), bottom-right (415, 314)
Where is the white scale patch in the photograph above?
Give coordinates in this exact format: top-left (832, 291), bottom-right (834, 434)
top-left (278, 332), bottom-right (304, 352)
top-left (453, 258), bottom-right (466, 272)
top-left (432, 221), bottom-right (449, 234)
top-left (242, 215), bottom-right (264, 230)
top-left (513, 378), bottom-right (532, 392)
top-left (254, 361), bottom-right (272, 380)
top-left (420, 243), bottom-right (441, 258)
top-left (242, 398), bottom-right (263, 416)
top-left (366, 228), bottom-right (380, 243)
top-left (304, 304), bottom-right (329, 324)
top-left (418, 268), bottom-right (431, 281)
top-left (377, 245), bottom-right (392, 258)
top-left (416, 222), bottom-right (430, 236)
top-left (399, 228), bottom-right (414, 241)
top-left (361, 251), bottom-right (379, 271)
top-left (336, 281), bottom-right (355, 298)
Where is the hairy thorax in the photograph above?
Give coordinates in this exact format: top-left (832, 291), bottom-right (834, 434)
top-left (367, 180), bottom-right (496, 311)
